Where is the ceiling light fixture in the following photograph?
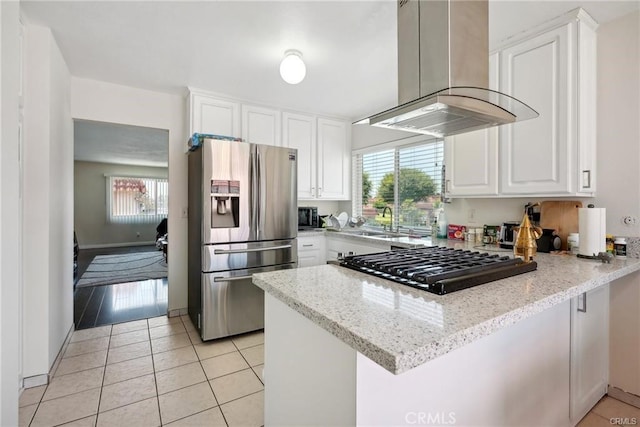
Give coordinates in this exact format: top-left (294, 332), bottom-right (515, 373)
top-left (279, 50), bottom-right (306, 85)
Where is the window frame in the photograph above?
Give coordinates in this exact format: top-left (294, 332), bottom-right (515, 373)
top-left (105, 174), bottom-right (169, 224)
top-left (352, 136), bottom-right (444, 233)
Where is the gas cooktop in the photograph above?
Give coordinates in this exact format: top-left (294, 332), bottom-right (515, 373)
top-left (340, 246), bottom-right (537, 295)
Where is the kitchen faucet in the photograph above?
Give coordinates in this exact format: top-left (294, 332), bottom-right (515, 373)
top-left (382, 206), bottom-right (393, 232)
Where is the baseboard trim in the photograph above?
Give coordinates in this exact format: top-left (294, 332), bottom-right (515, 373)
top-left (23, 374), bottom-right (48, 389)
top-left (169, 308), bottom-right (188, 318)
top-left (608, 385), bottom-right (640, 409)
top-left (22, 324), bottom-right (75, 390)
top-left (80, 241), bottom-right (155, 249)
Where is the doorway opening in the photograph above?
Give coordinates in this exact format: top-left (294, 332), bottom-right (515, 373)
top-left (73, 120), bottom-right (169, 329)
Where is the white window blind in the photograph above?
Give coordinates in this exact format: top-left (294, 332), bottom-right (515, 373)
top-left (353, 139), bottom-right (443, 232)
top-left (107, 176), bottom-right (168, 224)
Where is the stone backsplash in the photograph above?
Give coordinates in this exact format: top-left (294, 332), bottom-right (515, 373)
top-left (625, 237), bottom-right (640, 258)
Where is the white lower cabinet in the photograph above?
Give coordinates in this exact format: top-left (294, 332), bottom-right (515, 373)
top-left (570, 284), bottom-right (609, 424)
top-left (297, 234), bottom-right (326, 268)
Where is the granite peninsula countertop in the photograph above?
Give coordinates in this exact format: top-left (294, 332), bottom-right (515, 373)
top-left (254, 243), bottom-right (640, 375)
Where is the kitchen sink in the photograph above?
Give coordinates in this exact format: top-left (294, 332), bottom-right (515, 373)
top-left (340, 229), bottom-right (406, 239)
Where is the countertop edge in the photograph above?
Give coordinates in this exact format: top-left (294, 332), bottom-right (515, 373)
top-left (255, 261), bottom-right (640, 375)
top-left (254, 274), bottom-right (399, 371)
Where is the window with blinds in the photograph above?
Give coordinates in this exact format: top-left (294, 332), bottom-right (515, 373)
top-left (107, 176), bottom-right (168, 224)
top-left (352, 139), bottom-right (444, 233)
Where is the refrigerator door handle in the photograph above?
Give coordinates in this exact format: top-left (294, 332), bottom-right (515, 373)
top-left (213, 244), bottom-right (293, 255)
top-left (213, 275), bottom-right (253, 283)
top-left (256, 146), bottom-right (262, 239)
top-left (249, 146), bottom-right (259, 238)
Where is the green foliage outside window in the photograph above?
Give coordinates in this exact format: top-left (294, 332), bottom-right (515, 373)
top-left (362, 171), bottom-right (373, 205)
top-left (377, 168), bottom-right (436, 204)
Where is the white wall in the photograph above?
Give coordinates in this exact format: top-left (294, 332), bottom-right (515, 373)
top-left (22, 24), bottom-right (73, 378)
top-left (74, 161), bottom-right (168, 247)
top-left (593, 10), bottom-right (640, 237)
top-left (599, 10), bottom-right (640, 397)
top-left (0, 1), bottom-right (22, 424)
top-left (70, 78), bottom-right (187, 312)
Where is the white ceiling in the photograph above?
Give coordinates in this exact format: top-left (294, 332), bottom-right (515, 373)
top-left (21, 0), bottom-right (639, 165)
top-left (74, 120), bottom-right (169, 167)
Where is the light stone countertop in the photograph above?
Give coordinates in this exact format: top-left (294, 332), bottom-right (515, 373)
top-left (254, 239), bottom-right (640, 375)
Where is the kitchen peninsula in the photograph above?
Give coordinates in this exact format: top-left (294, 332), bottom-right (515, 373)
top-left (253, 248), bottom-right (640, 426)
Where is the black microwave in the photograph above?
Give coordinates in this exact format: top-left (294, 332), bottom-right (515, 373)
top-left (298, 206), bottom-right (319, 230)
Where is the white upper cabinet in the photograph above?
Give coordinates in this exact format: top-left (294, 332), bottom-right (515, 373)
top-left (444, 53), bottom-right (499, 197)
top-left (189, 93), bottom-right (240, 138)
top-left (242, 104), bottom-right (281, 146)
top-left (189, 89), bottom-right (351, 201)
top-left (444, 9), bottom-right (597, 198)
top-left (498, 9), bottom-right (597, 196)
top-left (317, 118), bottom-right (350, 200)
top-left (283, 112), bottom-right (317, 199)
top-left (284, 115), bottom-right (350, 201)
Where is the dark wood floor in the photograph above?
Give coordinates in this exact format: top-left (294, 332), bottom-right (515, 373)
top-left (74, 245), bottom-right (169, 330)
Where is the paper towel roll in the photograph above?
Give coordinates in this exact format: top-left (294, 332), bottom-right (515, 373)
top-left (578, 208), bottom-right (606, 256)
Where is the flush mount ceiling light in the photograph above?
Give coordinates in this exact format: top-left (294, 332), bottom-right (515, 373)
top-left (279, 50), bottom-right (306, 85)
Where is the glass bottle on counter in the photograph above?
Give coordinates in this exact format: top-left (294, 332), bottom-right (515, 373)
top-left (436, 209), bottom-right (448, 239)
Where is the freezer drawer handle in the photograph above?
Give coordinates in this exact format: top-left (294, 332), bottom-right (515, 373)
top-left (213, 244), bottom-right (292, 255)
top-left (213, 275), bottom-right (253, 283)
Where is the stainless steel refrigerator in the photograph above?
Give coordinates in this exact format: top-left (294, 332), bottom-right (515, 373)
top-left (188, 136), bottom-right (297, 340)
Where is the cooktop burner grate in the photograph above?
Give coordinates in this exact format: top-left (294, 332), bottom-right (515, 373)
top-left (340, 246), bottom-right (537, 295)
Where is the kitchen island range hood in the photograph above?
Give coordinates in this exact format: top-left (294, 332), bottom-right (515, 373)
top-left (358, 0), bottom-right (538, 138)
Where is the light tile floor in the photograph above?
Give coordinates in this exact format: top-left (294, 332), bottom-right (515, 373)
top-left (578, 396), bottom-right (640, 426)
top-left (19, 313), bottom-right (640, 426)
top-left (19, 315), bottom-right (264, 427)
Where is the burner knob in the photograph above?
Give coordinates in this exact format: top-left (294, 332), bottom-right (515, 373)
top-left (348, 251), bottom-right (355, 256)
top-left (337, 252), bottom-right (344, 261)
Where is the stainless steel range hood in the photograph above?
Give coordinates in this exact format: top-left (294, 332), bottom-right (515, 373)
top-left (358, 0), bottom-right (538, 138)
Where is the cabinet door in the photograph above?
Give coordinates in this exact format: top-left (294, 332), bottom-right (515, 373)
top-left (190, 94), bottom-right (241, 137)
top-left (297, 235), bottom-right (326, 267)
top-left (445, 128), bottom-right (498, 196)
top-left (317, 118), bottom-right (350, 200)
top-left (242, 105), bottom-right (281, 146)
top-left (499, 23), bottom-right (573, 195)
top-left (570, 285), bottom-right (609, 424)
top-left (576, 19), bottom-right (597, 195)
top-left (283, 112), bottom-right (316, 199)
top-left (445, 54), bottom-right (499, 197)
